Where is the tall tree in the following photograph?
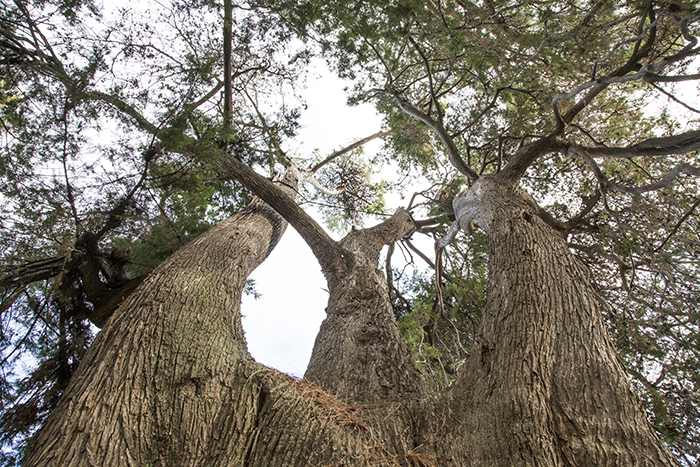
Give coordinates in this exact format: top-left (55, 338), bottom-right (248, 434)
top-left (278, 0), bottom-right (700, 463)
top-left (0, 0), bottom-right (305, 460)
top-left (2, 0), bottom-right (700, 466)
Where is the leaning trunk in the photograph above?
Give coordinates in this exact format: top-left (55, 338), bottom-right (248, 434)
top-left (442, 176), bottom-right (677, 466)
top-left (23, 196), bottom-right (304, 466)
top-left (26, 158), bottom-right (680, 466)
top-left (304, 209), bottom-right (427, 403)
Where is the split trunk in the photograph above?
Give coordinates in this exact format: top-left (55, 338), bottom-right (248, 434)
top-left (24, 171), bottom-right (678, 466)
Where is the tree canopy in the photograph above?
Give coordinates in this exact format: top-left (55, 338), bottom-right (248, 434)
top-left (1, 0), bottom-right (699, 465)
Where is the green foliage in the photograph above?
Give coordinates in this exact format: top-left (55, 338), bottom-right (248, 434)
top-left (394, 229), bottom-right (488, 390)
top-left (574, 180), bottom-right (700, 459)
top-left (310, 151), bottom-right (388, 231)
top-left (0, 79), bottom-right (24, 133)
top-left (2, 0), bottom-right (700, 463)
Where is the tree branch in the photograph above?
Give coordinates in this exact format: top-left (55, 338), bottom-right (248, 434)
top-left (572, 130), bottom-right (700, 159)
top-left (572, 145), bottom-right (700, 195)
top-left (407, 34), bottom-right (443, 122)
top-left (649, 82), bottom-right (700, 114)
top-left (308, 130), bottom-right (392, 174)
top-left (654, 197), bottom-right (700, 253)
top-left (498, 136), bottom-right (565, 184)
top-left (223, 0), bottom-right (233, 132)
top-left (535, 192), bottom-right (601, 233)
top-left (218, 152), bottom-right (350, 282)
top-left (394, 94), bottom-right (479, 181)
top-left (643, 72), bottom-right (700, 83)
top-left (551, 7), bottom-right (700, 131)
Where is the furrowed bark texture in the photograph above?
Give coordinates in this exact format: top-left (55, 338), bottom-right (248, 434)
top-left (24, 161), bottom-right (680, 465)
top-left (24, 189), bottom-right (428, 466)
top-left (442, 176), bottom-right (677, 466)
top-left (304, 209), bottom-right (427, 403)
top-left (219, 156), bottom-right (427, 404)
top-left (23, 198), bottom-right (285, 466)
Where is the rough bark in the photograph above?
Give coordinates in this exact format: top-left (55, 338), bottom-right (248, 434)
top-left (439, 176), bottom-right (678, 466)
top-left (22, 198), bottom-right (282, 466)
top-left (221, 154), bottom-right (427, 403)
top-left (23, 171), bottom-right (429, 467)
top-left (305, 209), bottom-right (427, 403)
top-left (24, 161), bottom-right (681, 466)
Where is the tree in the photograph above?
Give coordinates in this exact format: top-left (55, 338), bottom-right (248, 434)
top-left (0, 0), bottom-right (304, 459)
top-left (279, 0), bottom-right (700, 462)
top-left (2, 0), bottom-right (700, 466)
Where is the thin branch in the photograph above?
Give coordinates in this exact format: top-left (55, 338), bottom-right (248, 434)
top-left (591, 13), bottom-right (661, 80)
top-left (184, 81), bottom-right (223, 114)
top-left (650, 82), bottom-right (700, 114)
top-left (654, 197), bottom-right (700, 253)
top-left (407, 34), bottom-right (443, 122)
top-left (566, 191), bottom-right (601, 228)
top-left (403, 238), bottom-right (437, 271)
top-left (0, 286), bottom-right (26, 314)
top-left (223, 0), bottom-right (233, 132)
top-left (549, 8), bottom-right (700, 131)
top-left (572, 145), bottom-right (700, 195)
top-left (536, 191), bottom-right (601, 233)
top-left (146, 187), bottom-right (185, 246)
top-left (569, 242), bottom-right (631, 291)
top-left (0, 311), bottom-right (41, 367)
top-left (308, 130), bottom-right (392, 174)
top-left (78, 90), bottom-right (160, 135)
top-left (509, 22), bottom-right (549, 86)
top-left (60, 104), bottom-right (82, 232)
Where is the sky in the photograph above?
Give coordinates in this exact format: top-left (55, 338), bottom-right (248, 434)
top-left (240, 62), bottom-right (388, 378)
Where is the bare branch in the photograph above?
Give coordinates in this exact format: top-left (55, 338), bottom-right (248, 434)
top-left (403, 238), bottom-right (437, 271)
top-left (649, 82), bottom-right (700, 114)
top-left (572, 145), bottom-right (700, 195)
top-left (536, 191), bottom-right (601, 233)
top-left (569, 242), bottom-right (631, 291)
top-left (643, 72), bottom-right (700, 83)
top-left (223, 0), bottom-right (233, 131)
top-left (218, 152), bottom-right (350, 282)
top-left (77, 90), bottom-right (160, 135)
top-left (573, 130), bottom-right (700, 159)
top-left (654, 197), bottom-right (700, 253)
top-left (552, 8), bottom-right (700, 131)
top-left (308, 131), bottom-right (392, 174)
top-left (407, 34), bottom-right (443, 122)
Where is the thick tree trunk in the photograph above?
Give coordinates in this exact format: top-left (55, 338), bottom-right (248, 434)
top-left (26, 159), bottom-right (679, 466)
top-left (23, 169), bottom-right (428, 466)
top-left (221, 154), bottom-right (427, 404)
top-left (440, 176), bottom-right (677, 466)
top-left (23, 198), bottom-right (287, 466)
top-left (304, 209), bottom-right (427, 403)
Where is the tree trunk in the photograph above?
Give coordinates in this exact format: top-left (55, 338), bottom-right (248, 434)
top-left (23, 181), bottom-right (430, 466)
top-left (440, 175), bottom-right (677, 466)
top-left (304, 209), bottom-right (427, 403)
top-left (221, 154), bottom-right (427, 404)
top-left (25, 162), bottom-right (679, 466)
top-left (23, 198), bottom-right (286, 466)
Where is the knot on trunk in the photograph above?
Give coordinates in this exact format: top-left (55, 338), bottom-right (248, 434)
top-left (452, 176), bottom-right (540, 236)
